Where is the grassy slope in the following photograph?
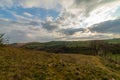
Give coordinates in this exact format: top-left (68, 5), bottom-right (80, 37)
top-left (0, 46), bottom-right (120, 80)
top-left (20, 38), bottom-right (120, 50)
top-left (107, 38), bottom-right (120, 44)
top-left (22, 41), bottom-right (89, 48)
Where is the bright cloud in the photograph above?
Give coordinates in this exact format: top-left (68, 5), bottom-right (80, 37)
top-left (23, 12), bottom-right (33, 17)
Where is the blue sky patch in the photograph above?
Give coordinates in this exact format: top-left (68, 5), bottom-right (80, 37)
top-left (0, 7), bottom-right (60, 21)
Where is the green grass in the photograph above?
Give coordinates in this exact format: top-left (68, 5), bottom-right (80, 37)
top-left (22, 41), bottom-right (89, 48)
top-left (107, 53), bottom-right (120, 63)
top-left (107, 38), bottom-right (120, 44)
top-left (23, 38), bottom-right (120, 49)
top-left (0, 46), bottom-right (120, 80)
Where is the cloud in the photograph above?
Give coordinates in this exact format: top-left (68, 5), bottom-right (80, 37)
top-left (0, 0), bottom-right (61, 10)
top-left (51, 0), bottom-right (120, 31)
top-left (0, 0), bottom-right (120, 43)
top-left (1, 0), bottom-right (119, 12)
top-left (23, 12), bottom-right (33, 17)
top-left (26, 21), bottom-right (40, 26)
top-left (59, 32), bottom-right (114, 41)
top-left (22, 0), bottom-right (60, 10)
top-left (0, 0), bottom-right (14, 8)
top-left (73, 0), bottom-right (120, 15)
top-left (41, 16), bottom-right (59, 31)
top-left (41, 22), bottom-right (58, 31)
top-left (7, 30), bottom-right (33, 43)
top-left (90, 18), bottom-right (120, 33)
top-left (58, 28), bottom-right (85, 35)
top-left (0, 16), bottom-right (61, 43)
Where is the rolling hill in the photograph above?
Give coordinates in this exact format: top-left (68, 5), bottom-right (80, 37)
top-left (10, 38), bottom-right (120, 55)
top-left (12, 38), bottom-right (120, 49)
top-left (0, 46), bottom-right (120, 80)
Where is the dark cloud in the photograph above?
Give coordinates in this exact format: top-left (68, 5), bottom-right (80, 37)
top-left (41, 21), bottom-right (58, 31)
top-left (90, 18), bottom-right (120, 33)
top-left (58, 28), bottom-right (85, 35)
top-left (26, 21), bottom-right (40, 26)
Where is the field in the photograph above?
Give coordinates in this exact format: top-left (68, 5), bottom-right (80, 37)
top-left (0, 46), bottom-right (120, 80)
top-left (107, 54), bottom-right (120, 63)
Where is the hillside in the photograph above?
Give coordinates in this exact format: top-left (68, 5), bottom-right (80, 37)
top-left (11, 38), bottom-right (120, 55)
top-left (16, 38), bottom-right (120, 48)
top-left (0, 46), bottom-right (120, 80)
top-left (107, 38), bottom-right (120, 44)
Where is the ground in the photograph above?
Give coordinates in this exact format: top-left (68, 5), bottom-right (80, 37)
top-left (0, 46), bottom-right (120, 80)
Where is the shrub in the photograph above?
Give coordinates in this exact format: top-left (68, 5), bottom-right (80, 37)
top-left (0, 34), bottom-right (8, 46)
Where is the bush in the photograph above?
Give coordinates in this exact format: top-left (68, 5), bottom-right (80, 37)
top-left (0, 34), bottom-right (4, 46)
top-left (0, 34), bottom-right (8, 46)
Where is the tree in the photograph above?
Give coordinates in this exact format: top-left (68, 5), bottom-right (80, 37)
top-left (0, 34), bottom-right (4, 46)
top-left (89, 40), bottom-right (109, 57)
top-left (0, 34), bottom-right (8, 46)
top-left (90, 40), bottom-right (100, 55)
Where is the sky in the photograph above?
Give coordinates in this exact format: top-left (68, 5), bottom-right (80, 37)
top-left (0, 0), bottom-right (120, 43)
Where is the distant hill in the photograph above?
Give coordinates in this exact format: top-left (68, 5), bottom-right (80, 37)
top-left (10, 38), bottom-right (120, 54)
top-left (11, 38), bottom-right (120, 48)
top-left (0, 46), bottom-right (120, 80)
top-left (107, 38), bottom-right (120, 44)
top-left (11, 43), bottom-right (27, 47)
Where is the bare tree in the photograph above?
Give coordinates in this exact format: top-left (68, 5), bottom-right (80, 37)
top-left (90, 40), bottom-right (100, 55)
top-left (0, 34), bottom-right (8, 46)
top-left (89, 40), bottom-right (109, 57)
top-left (0, 34), bottom-right (4, 46)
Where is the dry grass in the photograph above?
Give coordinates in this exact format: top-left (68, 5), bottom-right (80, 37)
top-left (0, 46), bottom-right (120, 80)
